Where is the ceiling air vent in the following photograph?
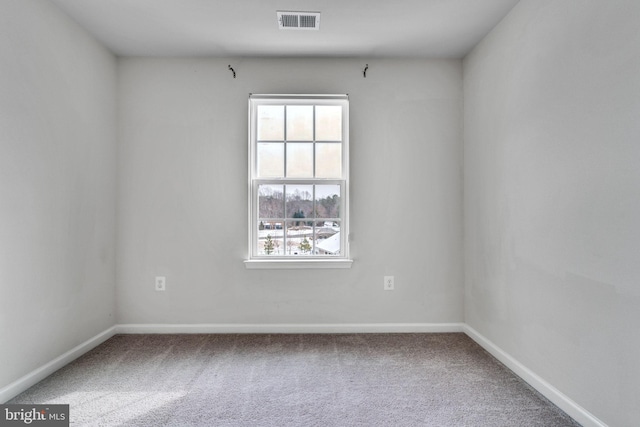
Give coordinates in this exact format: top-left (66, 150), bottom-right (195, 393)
top-left (277, 11), bottom-right (320, 30)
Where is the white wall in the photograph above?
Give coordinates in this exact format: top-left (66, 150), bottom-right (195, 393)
top-left (117, 58), bottom-right (463, 325)
top-left (464, 1), bottom-right (640, 425)
top-left (0, 0), bottom-right (117, 389)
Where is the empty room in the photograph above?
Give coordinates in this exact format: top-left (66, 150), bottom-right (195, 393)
top-left (1, 0), bottom-right (638, 426)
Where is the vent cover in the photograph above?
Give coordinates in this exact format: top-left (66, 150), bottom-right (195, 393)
top-left (277, 11), bottom-right (320, 30)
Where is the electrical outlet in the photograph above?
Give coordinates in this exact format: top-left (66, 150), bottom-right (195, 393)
top-left (384, 276), bottom-right (394, 291)
top-left (155, 276), bottom-right (166, 291)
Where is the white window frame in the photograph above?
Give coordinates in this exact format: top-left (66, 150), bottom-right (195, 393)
top-left (245, 94), bottom-right (352, 269)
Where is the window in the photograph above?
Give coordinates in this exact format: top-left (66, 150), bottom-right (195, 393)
top-left (245, 95), bottom-right (352, 269)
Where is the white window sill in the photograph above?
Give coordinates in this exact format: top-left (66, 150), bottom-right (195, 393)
top-left (244, 259), bottom-right (353, 269)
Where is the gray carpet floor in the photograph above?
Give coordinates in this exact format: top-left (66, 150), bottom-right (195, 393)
top-left (9, 333), bottom-right (581, 426)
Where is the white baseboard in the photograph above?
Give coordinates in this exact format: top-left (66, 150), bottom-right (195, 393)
top-left (463, 325), bottom-right (607, 427)
top-left (116, 322), bottom-right (465, 334)
top-left (0, 326), bottom-right (117, 403)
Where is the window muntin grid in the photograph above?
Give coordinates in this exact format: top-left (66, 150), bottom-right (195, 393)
top-left (249, 95), bottom-right (349, 261)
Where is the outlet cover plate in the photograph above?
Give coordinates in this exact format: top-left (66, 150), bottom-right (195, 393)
top-left (155, 276), bottom-right (166, 291)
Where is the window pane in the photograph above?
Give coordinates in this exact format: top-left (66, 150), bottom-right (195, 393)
top-left (258, 184), bottom-right (284, 218)
top-left (315, 143), bottom-right (342, 178)
top-left (315, 105), bottom-right (342, 141)
top-left (258, 222), bottom-right (283, 255)
top-left (286, 106), bottom-right (313, 141)
top-left (250, 96), bottom-right (348, 261)
top-left (257, 105), bottom-right (284, 141)
top-left (314, 221), bottom-right (341, 256)
top-left (257, 143), bottom-right (284, 177)
top-left (315, 185), bottom-right (340, 218)
top-left (285, 221), bottom-right (313, 255)
top-left (285, 185), bottom-right (313, 219)
top-left (286, 143), bottom-right (313, 177)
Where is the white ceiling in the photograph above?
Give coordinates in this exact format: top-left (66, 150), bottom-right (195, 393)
top-left (50, 0), bottom-right (520, 58)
